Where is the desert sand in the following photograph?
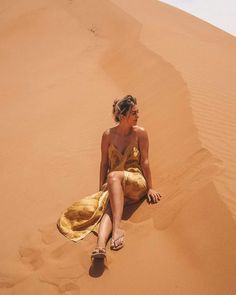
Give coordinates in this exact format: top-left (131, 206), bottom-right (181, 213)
top-left (0, 0), bottom-right (236, 294)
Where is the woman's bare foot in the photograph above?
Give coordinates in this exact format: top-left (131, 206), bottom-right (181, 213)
top-left (110, 229), bottom-right (125, 250)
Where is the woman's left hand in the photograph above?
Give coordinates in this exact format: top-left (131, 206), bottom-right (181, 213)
top-left (147, 188), bottom-right (162, 204)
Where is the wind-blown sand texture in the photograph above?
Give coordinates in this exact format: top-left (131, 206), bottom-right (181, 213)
top-left (0, 0), bottom-right (236, 294)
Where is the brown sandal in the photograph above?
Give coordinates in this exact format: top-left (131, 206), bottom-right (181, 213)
top-left (91, 247), bottom-right (106, 259)
top-left (110, 234), bottom-right (125, 251)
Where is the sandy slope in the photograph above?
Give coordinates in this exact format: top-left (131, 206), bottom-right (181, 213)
top-left (0, 0), bottom-right (236, 294)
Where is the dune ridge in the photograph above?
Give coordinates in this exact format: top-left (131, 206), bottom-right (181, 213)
top-left (1, 0), bottom-right (236, 294)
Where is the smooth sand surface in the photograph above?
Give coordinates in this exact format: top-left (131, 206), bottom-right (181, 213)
top-left (1, 0), bottom-right (236, 294)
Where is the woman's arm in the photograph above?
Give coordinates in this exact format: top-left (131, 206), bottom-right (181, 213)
top-left (139, 128), bottom-right (162, 203)
top-left (139, 128), bottom-right (152, 189)
top-left (99, 130), bottom-right (110, 191)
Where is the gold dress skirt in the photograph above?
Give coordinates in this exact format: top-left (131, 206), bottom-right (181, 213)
top-left (57, 137), bottom-right (147, 242)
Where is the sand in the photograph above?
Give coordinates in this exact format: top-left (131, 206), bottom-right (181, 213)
top-left (0, 0), bottom-right (236, 294)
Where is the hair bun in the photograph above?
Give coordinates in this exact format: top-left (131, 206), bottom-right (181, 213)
top-left (112, 95), bottom-right (137, 123)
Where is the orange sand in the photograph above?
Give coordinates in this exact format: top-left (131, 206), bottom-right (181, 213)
top-left (0, 0), bottom-right (236, 294)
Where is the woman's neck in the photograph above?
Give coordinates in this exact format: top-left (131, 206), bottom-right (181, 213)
top-left (116, 124), bottom-right (133, 136)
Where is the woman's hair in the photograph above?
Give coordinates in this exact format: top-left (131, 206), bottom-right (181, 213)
top-left (112, 95), bottom-right (137, 123)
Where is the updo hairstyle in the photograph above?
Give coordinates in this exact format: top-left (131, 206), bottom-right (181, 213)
top-left (112, 95), bottom-right (137, 123)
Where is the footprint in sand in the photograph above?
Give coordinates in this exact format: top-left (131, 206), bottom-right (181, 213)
top-left (18, 246), bottom-right (44, 271)
top-left (0, 262), bottom-right (31, 291)
top-left (38, 223), bottom-right (62, 245)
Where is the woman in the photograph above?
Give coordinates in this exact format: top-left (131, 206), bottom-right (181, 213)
top-left (57, 95), bottom-right (162, 260)
top-left (91, 95), bottom-right (162, 259)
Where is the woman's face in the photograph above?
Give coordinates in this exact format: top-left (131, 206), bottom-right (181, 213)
top-left (123, 105), bottom-right (139, 125)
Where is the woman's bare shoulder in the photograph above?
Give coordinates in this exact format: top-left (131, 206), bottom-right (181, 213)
top-left (102, 127), bottom-right (116, 136)
top-left (134, 125), bottom-right (147, 137)
top-left (102, 128), bottom-right (110, 139)
top-left (101, 128), bottom-right (114, 144)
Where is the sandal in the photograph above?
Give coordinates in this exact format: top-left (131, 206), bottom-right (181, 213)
top-left (91, 247), bottom-right (106, 260)
top-left (110, 233), bottom-right (125, 251)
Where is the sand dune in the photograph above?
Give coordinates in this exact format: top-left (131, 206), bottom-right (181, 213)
top-left (0, 0), bottom-right (236, 294)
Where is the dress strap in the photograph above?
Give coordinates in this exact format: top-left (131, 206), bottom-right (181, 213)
top-left (134, 132), bottom-right (139, 147)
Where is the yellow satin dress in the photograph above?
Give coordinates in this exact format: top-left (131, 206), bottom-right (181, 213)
top-left (57, 135), bottom-right (147, 242)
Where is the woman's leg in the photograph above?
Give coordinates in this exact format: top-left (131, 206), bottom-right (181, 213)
top-left (95, 171), bottom-right (143, 249)
top-left (96, 202), bottom-right (113, 248)
top-left (96, 198), bottom-right (136, 249)
top-left (107, 171), bottom-right (125, 240)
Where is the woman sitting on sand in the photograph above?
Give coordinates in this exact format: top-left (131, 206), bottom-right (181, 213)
top-left (91, 95), bottom-right (162, 258)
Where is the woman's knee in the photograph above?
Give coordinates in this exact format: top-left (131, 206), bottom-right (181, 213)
top-left (107, 171), bottom-right (124, 185)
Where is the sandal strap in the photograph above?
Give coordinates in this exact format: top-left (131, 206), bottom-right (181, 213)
top-left (92, 247), bottom-right (106, 254)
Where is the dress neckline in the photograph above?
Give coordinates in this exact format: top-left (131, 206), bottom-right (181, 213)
top-left (109, 135), bottom-right (138, 157)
